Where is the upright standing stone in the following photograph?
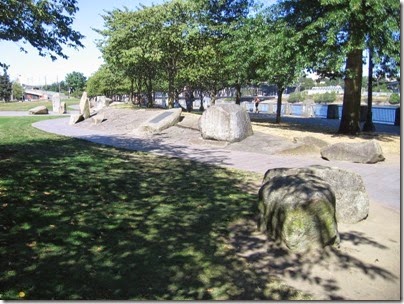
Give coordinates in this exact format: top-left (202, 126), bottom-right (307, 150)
top-left (52, 93), bottom-right (61, 113)
top-left (79, 91), bottom-right (90, 119)
top-left (59, 102), bottom-right (67, 114)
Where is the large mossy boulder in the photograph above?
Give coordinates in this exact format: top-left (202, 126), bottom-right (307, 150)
top-left (258, 172), bottom-right (340, 253)
top-left (199, 104), bottom-right (253, 142)
top-left (263, 165), bottom-right (369, 224)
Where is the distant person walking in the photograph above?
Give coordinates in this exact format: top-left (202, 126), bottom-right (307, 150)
top-left (254, 96), bottom-right (260, 113)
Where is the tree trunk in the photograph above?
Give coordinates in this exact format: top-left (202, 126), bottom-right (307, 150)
top-left (235, 83), bottom-right (241, 105)
top-left (363, 47), bottom-right (375, 132)
top-left (168, 78), bottom-right (175, 108)
top-left (146, 77), bottom-right (153, 108)
top-left (338, 49), bottom-right (363, 135)
top-left (210, 89), bottom-right (217, 105)
top-left (275, 87), bottom-right (284, 124)
top-left (199, 91), bottom-right (204, 111)
top-left (130, 78), bottom-right (134, 103)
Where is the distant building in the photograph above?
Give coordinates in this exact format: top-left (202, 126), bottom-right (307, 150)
top-left (307, 85), bottom-right (343, 95)
top-left (23, 89), bottom-right (49, 101)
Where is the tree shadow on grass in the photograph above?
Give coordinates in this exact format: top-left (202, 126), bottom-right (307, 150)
top-left (0, 136), bottom-right (305, 300)
top-left (228, 220), bottom-right (398, 300)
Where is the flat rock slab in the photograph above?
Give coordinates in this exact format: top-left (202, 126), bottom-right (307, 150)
top-left (136, 108), bottom-right (182, 134)
top-left (72, 108), bottom-right (157, 134)
top-left (29, 106), bottom-right (48, 115)
top-left (321, 140), bottom-right (385, 164)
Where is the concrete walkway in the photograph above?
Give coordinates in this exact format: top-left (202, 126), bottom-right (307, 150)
top-left (31, 116), bottom-right (400, 212)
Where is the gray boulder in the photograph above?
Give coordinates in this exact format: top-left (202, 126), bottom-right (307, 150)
top-left (263, 165), bottom-right (369, 224)
top-left (277, 136), bottom-right (330, 155)
top-left (92, 113), bottom-right (105, 125)
top-left (69, 114), bottom-right (84, 125)
top-left (258, 173), bottom-right (340, 252)
top-left (29, 106), bottom-right (48, 115)
top-left (79, 91), bottom-right (90, 119)
top-left (321, 140), bottom-right (385, 164)
top-left (199, 104), bottom-right (253, 142)
top-left (293, 136), bottom-right (329, 149)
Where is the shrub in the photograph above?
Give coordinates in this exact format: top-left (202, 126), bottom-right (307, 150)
top-left (313, 91), bottom-right (336, 104)
top-left (389, 93), bottom-right (400, 105)
top-left (288, 92), bottom-right (307, 103)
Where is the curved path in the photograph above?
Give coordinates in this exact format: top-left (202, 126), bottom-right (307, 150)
top-left (32, 116), bottom-right (400, 212)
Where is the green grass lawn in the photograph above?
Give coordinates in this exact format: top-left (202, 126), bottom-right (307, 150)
top-left (0, 98), bottom-right (80, 111)
top-left (0, 116), bottom-right (310, 300)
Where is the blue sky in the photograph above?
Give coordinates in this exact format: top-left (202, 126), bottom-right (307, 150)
top-left (0, 0), bottom-right (167, 85)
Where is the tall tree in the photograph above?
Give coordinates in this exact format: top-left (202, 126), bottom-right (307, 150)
top-left (0, 67), bottom-right (12, 102)
top-left (219, 16), bottom-right (259, 104)
top-left (65, 71), bottom-right (87, 94)
top-left (12, 81), bottom-right (24, 101)
top-left (252, 9), bottom-right (305, 123)
top-left (276, 0), bottom-right (400, 135)
top-left (86, 64), bottom-right (129, 98)
top-left (0, 0), bottom-right (84, 64)
top-left (176, 0), bottom-right (256, 106)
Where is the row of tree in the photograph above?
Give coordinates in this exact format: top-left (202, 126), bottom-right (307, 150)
top-left (88, 0), bottom-right (399, 134)
top-left (0, 0), bottom-right (399, 134)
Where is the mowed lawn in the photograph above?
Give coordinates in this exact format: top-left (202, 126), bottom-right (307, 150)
top-left (0, 116), bottom-right (309, 300)
top-left (0, 99), bottom-right (80, 111)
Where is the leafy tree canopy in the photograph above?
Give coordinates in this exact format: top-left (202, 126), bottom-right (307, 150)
top-left (65, 71), bottom-right (86, 93)
top-left (0, 67), bottom-right (12, 101)
top-left (0, 0), bottom-right (84, 62)
top-left (275, 0), bottom-right (400, 134)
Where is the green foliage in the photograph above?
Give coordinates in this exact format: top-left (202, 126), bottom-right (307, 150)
top-left (0, 68), bottom-right (12, 102)
top-left (276, 0), bottom-right (400, 134)
top-left (86, 65), bottom-right (129, 97)
top-left (297, 77), bottom-right (315, 91)
top-left (65, 71), bottom-right (87, 94)
top-left (43, 81), bottom-right (68, 93)
top-left (96, 0), bottom-right (257, 106)
top-left (0, 116), bottom-right (310, 300)
top-left (248, 8), bottom-right (306, 122)
top-left (313, 92), bottom-right (337, 104)
top-left (0, 0), bottom-right (84, 62)
top-left (388, 93), bottom-right (400, 105)
top-left (288, 92), bottom-right (307, 103)
top-left (12, 82), bottom-right (23, 101)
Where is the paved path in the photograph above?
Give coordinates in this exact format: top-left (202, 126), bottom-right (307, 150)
top-left (32, 116), bottom-right (400, 212)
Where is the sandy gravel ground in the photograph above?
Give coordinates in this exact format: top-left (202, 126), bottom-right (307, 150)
top-left (74, 107), bottom-right (401, 300)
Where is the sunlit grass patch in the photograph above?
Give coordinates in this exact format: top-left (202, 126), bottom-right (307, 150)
top-left (0, 99), bottom-right (79, 111)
